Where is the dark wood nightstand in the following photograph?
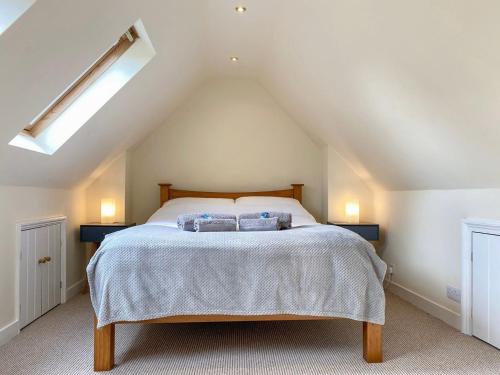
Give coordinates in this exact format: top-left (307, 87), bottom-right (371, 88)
top-left (327, 222), bottom-right (379, 241)
top-left (80, 223), bottom-right (135, 293)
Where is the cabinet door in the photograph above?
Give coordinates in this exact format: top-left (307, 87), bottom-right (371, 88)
top-left (40, 224), bottom-right (62, 315)
top-left (19, 230), bottom-right (28, 328)
top-left (20, 222), bottom-right (62, 329)
top-left (38, 225), bottom-right (50, 315)
top-left (47, 223), bottom-right (61, 310)
top-left (20, 228), bottom-right (42, 328)
top-left (472, 232), bottom-right (500, 349)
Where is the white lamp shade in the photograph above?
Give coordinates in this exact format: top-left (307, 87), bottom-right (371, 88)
top-left (345, 200), bottom-right (360, 224)
top-left (101, 198), bottom-right (116, 224)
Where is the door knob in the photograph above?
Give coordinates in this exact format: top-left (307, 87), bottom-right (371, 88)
top-left (38, 258), bottom-right (46, 264)
top-left (44, 256), bottom-right (51, 262)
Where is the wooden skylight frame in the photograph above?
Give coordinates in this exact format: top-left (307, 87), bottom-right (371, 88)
top-left (9, 20), bottom-right (156, 155)
top-left (24, 26), bottom-right (139, 137)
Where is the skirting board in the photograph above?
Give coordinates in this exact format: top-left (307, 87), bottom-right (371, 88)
top-left (389, 281), bottom-right (461, 330)
top-left (0, 279), bottom-right (83, 348)
top-left (0, 320), bottom-right (19, 347)
top-left (66, 279), bottom-right (84, 301)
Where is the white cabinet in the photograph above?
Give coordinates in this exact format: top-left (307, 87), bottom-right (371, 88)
top-left (472, 232), bottom-right (500, 349)
top-left (19, 222), bottom-right (62, 329)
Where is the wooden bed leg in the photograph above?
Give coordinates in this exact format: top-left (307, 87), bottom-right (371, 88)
top-left (94, 315), bottom-right (115, 371)
top-left (363, 322), bottom-right (383, 363)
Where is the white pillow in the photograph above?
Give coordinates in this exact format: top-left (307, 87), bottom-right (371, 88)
top-left (164, 197), bottom-right (235, 207)
top-left (147, 196), bottom-right (318, 228)
top-left (235, 196), bottom-right (301, 207)
top-left (148, 198), bottom-right (236, 227)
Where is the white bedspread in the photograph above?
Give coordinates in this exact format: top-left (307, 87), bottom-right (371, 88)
top-left (88, 224), bottom-right (386, 328)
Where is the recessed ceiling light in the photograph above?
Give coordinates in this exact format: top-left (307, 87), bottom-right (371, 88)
top-left (235, 6), bottom-right (247, 13)
top-left (230, 56), bottom-right (239, 62)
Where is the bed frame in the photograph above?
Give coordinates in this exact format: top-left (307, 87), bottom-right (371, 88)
top-left (93, 183), bottom-right (383, 371)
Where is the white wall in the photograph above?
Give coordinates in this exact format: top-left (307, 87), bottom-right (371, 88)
top-left (129, 79), bottom-right (326, 224)
top-left (0, 185), bottom-right (86, 330)
top-left (85, 154), bottom-right (126, 223)
top-left (375, 189), bottom-right (500, 317)
top-left (326, 146), bottom-right (374, 223)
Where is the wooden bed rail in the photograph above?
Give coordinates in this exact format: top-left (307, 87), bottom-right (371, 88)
top-left (159, 183), bottom-right (304, 207)
top-left (94, 315), bottom-right (382, 371)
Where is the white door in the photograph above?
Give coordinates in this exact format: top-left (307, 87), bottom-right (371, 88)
top-left (46, 223), bottom-right (61, 313)
top-left (20, 222), bottom-right (62, 328)
top-left (19, 228), bottom-right (42, 328)
top-left (472, 232), bottom-right (500, 349)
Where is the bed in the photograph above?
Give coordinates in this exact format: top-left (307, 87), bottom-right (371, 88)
top-left (88, 183), bottom-right (386, 371)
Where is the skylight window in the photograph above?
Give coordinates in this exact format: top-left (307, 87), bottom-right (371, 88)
top-left (9, 19), bottom-right (155, 155)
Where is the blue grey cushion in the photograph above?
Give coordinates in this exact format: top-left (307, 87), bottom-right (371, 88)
top-left (177, 213), bottom-right (237, 231)
top-left (239, 217), bottom-right (280, 232)
top-left (238, 212), bottom-right (292, 230)
top-left (194, 218), bottom-right (237, 232)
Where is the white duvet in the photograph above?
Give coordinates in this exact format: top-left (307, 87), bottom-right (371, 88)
top-left (89, 224), bottom-right (386, 328)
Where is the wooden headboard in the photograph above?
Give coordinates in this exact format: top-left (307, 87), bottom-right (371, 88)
top-left (158, 184), bottom-right (304, 207)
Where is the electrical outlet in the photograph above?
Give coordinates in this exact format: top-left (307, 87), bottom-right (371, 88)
top-left (388, 264), bottom-right (395, 275)
top-left (384, 264), bottom-right (395, 285)
top-left (447, 286), bottom-right (461, 303)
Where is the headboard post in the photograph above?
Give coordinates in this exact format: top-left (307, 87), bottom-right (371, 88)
top-left (291, 184), bottom-right (304, 203)
top-left (159, 183), bottom-right (172, 206)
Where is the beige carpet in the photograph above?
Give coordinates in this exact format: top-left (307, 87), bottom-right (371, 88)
top-left (0, 293), bottom-right (499, 375)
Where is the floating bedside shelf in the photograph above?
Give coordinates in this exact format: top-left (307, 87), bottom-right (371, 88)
top-left (327, 222), bottom-right (380, 241)
top-left (80, 222), bottom-right (136, 243)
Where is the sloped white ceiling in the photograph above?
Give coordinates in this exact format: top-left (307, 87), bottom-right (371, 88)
top-left (1, 0), bottom-right (500, 190)
top-left (257, 0), bottom-right (500, 190)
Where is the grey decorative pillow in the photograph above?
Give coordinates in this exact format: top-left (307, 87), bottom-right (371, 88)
top-left (239, 217), bottom-right (280, 232)
top-left (177, 213), bottom-right (237, 231)
top-left (238, 212), bottom-right (292, 230)
top-left (194, 218), bottom-right (237, 232)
